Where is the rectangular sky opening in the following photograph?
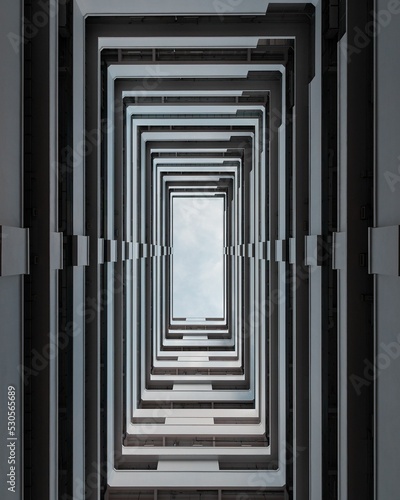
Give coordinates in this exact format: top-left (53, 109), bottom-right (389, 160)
top-left (172, 196), bottom-right (225, 320)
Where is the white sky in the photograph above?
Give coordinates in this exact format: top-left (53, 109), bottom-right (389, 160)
top-left (172, 196), bottom-right (224, 319)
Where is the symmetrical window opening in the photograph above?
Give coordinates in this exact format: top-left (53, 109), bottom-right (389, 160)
top-left (171, 195), bottom-right (225, 322)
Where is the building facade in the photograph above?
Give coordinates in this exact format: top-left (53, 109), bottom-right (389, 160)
top-left (0, 1), bottom-right (399, 499)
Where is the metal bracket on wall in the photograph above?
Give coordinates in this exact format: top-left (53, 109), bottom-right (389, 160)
top-left (149, 244), bottom-right (164, 257)
top-left (289, 238), bottom-right (296, 264)
top-left (137, 243), bottom-right (148, 259)
top-left (50, 232), bottom-right (64, 270)
top-left (305, 234), bottom-right (330, 267)
top-left (125, 242), bottom-right (134, 261)
top-left (72, 235), bottom-right (90, 267)
top-left (368, 225), bottom-right (400, 276)
top-left (258, 241), bottom-right (270, 260)
top-left (118, 240), bottom-right (125, 261)
top-left (105, 239), bottom-right (118, 263)
top-left (0, 226), bottom-right (30, 277)
top-left (246, 243), bottom-right (255, 258)
top-left (98, 238), bottom-right (105, 264)
top-left (332, 231), bottom-right (346, 270)
top-left (151, 245), bottom-right (171, 257)
top-left (275, 239), bottom-right (289, 262)
top-left (224, 246), bottom-right (237, 257)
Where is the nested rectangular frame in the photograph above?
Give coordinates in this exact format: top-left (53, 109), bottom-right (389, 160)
top-left (125, 109), bottom-right (268, 438)
top-left (160, 185), bottom-right (233, 351)
top-left (136, 122), bottom-right (260, 372)
top-left (122, 115), bottom-right (278, 470)
top-left (103, 48), bottom-right (288, 486)
top-left (157, 161), bottom-right (240, 342)
top-left (136, 147), bottom-right (252, 386)
top-left (150, 166), bottom-right (243, 381)
top-left (155, 157), bottom-right (241, 351)
top-left (141, 142), bottom-right (245, 372)
top-left (122, 106), bottom-right (278, 460)
top-left (148, 184), bottom-right (252, 387)
top-left (156, 166), bottom-right (239, 341)
top-left (131, 146), bottom-right (253, 398)
top-left (134, 132), bottom-right (258, 386)
top-left (75, 4), bottom-right (322, 491)
top-left (161, 179), bottom-right (232, 329)
top-left (134, 107), bottom-right (266, 338)
top-left (126, 120), bottom-right (272, 434)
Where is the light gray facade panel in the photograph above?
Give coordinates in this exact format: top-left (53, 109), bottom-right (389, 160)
top-left (0, 2), bottom-right (23, 500)
top-left (375, 3), bottom-right (400, 498)
top-left (376, 0), bottom-right (400, 227)
top-left (0, 0), bottom-right (23, 227)
top-left (0, 277), bottom-right (23, 500)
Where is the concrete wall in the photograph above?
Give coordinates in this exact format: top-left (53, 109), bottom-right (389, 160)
top-left (0, 1), bottom-right (23, 499)
top-left (375, 1), bottom-right (400, 498)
